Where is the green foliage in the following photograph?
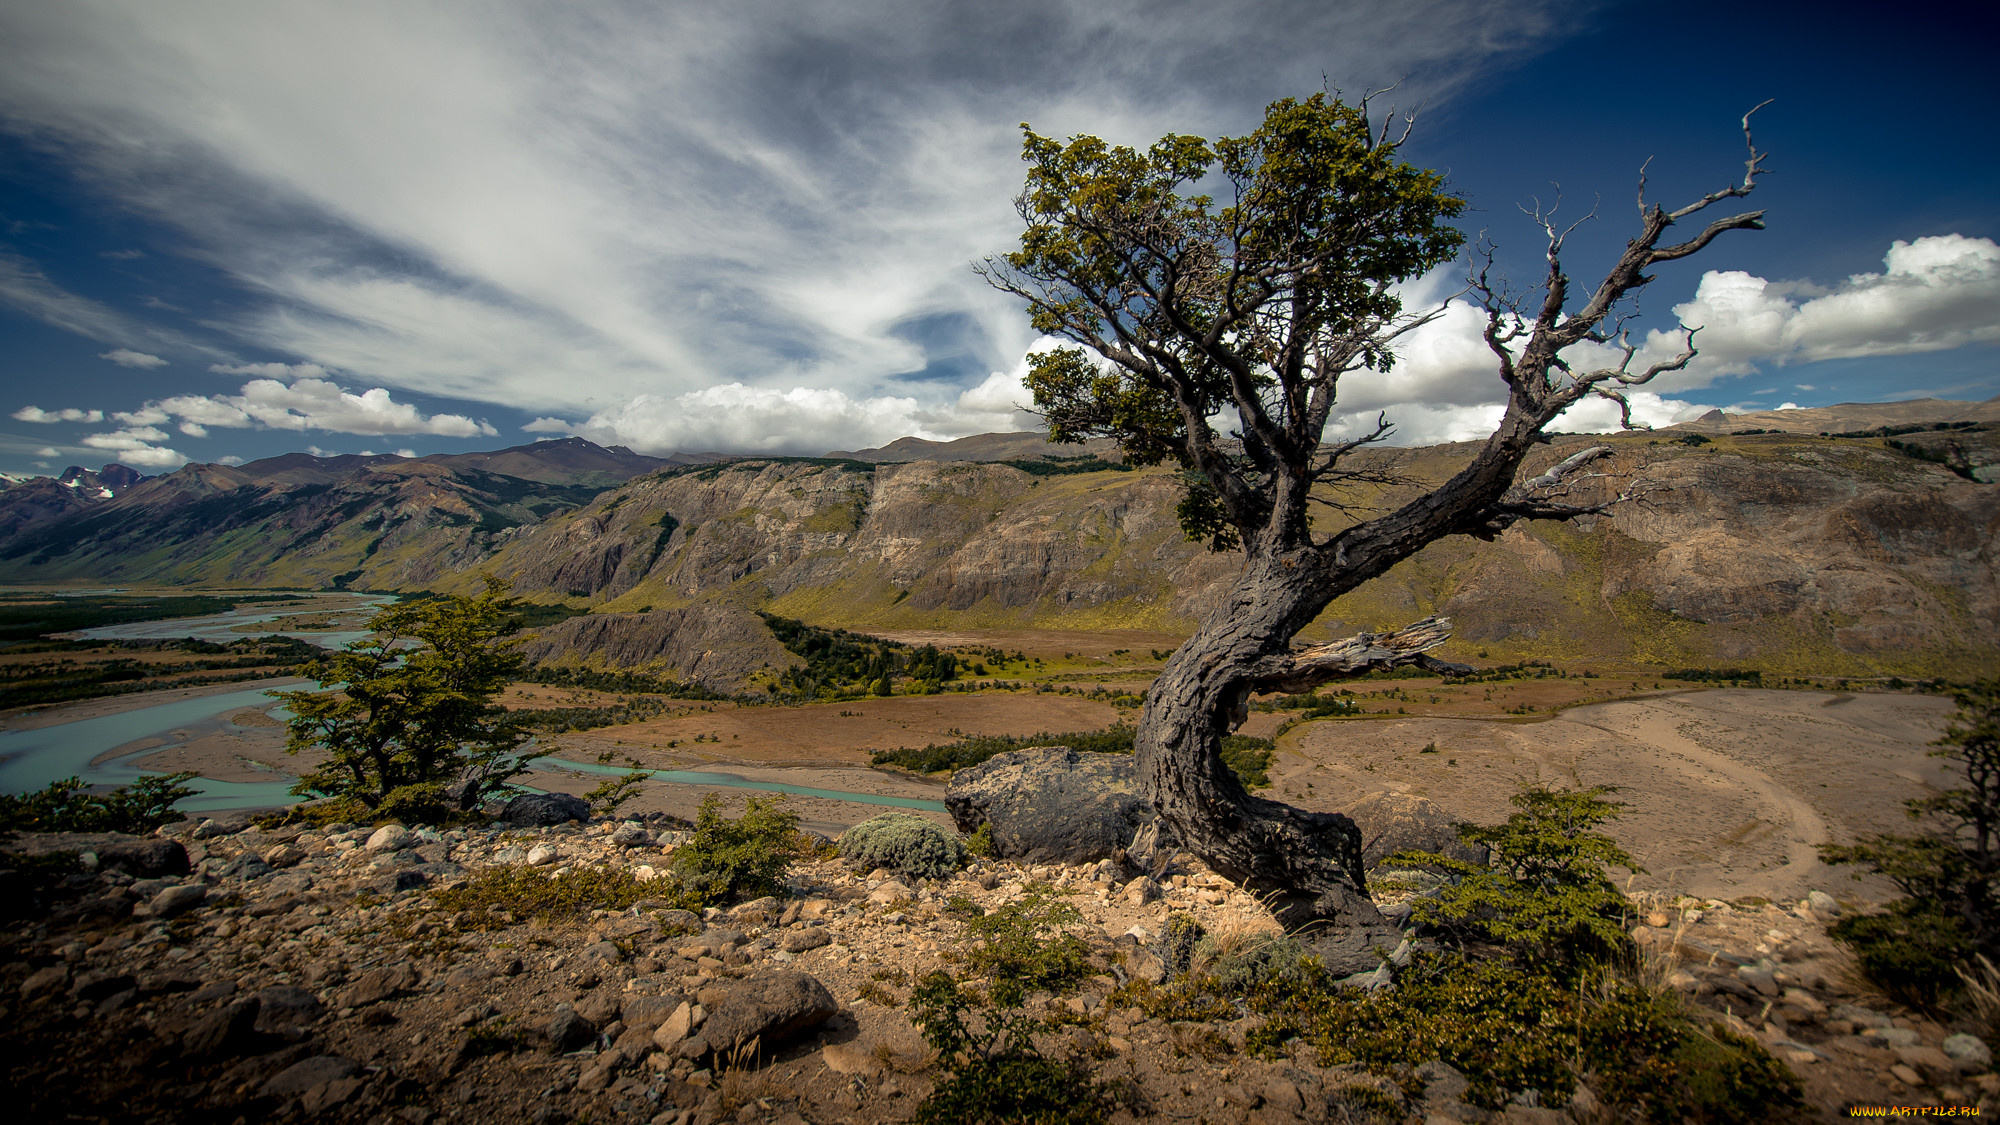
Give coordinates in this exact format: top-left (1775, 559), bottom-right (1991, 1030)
top-left (838, 812), bottom-right (969, 880)
top-left (998, 456), bottom-right (1132, 477)
top-left (583, 757), bottom-right (651, 817)
top-left (518, 664), bottom-right (727, 699)
top-left (966, 821), bottom-right (995, 858)
top-left (669, 792), bottom-right (800, 905)
top-left (1217, 734), bottom-right (1274, 788)
top-left (431, 863), bottom-right (672, 927)
top-left (962, 884), bottom-right (1093, 1006)
top-left (0, 636), bottom-right (319, 709)
top-left (498, 601), bottom-right (590, 632)
top-left (507, 696), bottom-right (673, 733)
top-left (0, 593), bottom-right (299, 644)
top-left (1821, 678), bottom-right (2000, 998)
top-left (0, 771), bottom-right (198, 834)
top-left (1828, 902), bottom-right (1972, 1005)
top-left (909, 971), bottom-right (1117, 1125)
top-left (273, 579), bottom-right (539, 822)
top-left (758, 611), bottom-right (919, 697)
top-left (1000, 93), bottom-right (1465, 546)
top-left (1389, 785), bottom-right (1639, 968)
top-left (1247, 953), bottom-right (1800, 1118)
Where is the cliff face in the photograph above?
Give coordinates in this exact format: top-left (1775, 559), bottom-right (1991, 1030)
top-left (515, 605), bottom-right (799, 690)
top-left (0, 425), bottom-right (1992, 676)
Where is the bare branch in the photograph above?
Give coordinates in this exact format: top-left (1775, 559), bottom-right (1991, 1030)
top-left (1250, 615), bottom-right (1459, 694)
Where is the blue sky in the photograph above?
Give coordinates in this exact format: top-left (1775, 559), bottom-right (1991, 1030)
top-left (1, 0), bottom-right (1994, 476)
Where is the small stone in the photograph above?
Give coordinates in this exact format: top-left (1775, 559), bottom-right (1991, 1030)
top-left (1735, 961), bottom-right (1779, 997)
top-left (527, 844), bottom-right (560, 867)
top-left (19, 965), bottom-right (69, 1000)
top-left (1807, 890), bottom-right (1840, 916)
top-left (365, 824), bottom-right (411, 852)
top-left (651, 1002), bottom-right (695, 1051)
top-left (1865, 1027), bottom-right (1922, 1048)
top-left (867, 881), bottom-right (912, 905)
top-left (696, 970), bottom-right (838, 1055)
top-left (149, 883), bottom-right (208, 918)
top-left (337, 963), bottom-right (418, 1008)
top-left (1944, 1033), bottom-right (1992, 1071)
top-left (183, 997), bottom-right (262, 1058)
top-left (780, 927), bottom-right (831, 953)
top-left (1899, 1045), bottom-right (1965, 1082)
top-left (611, 822), bottom-right (654, 848)
top-left (1890, 1063), bottom-right (1925, 1086)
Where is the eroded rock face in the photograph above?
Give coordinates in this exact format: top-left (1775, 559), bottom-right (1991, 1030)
top-left (945, 746), bottom-right (1154, 864)
top-left (514, 604), bottom-right (797, 692)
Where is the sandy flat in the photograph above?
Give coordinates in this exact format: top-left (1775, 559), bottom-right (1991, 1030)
top-left (1275, 688), bottom-right (1956, 903)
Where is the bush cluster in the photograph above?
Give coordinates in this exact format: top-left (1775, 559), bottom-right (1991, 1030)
top-left (432, 863), bottom-right (661, 927)
top-left (0, 772), bottom-right (198, 834)
top-left (837, 812), bottom-right (968, 880)
top-left (668, 792), bottom-right (801, 905)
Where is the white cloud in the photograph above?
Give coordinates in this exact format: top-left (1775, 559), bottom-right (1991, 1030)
top-left (34, 446), bottom-right (58, 457)
top-left (13, 406), bottom-right (105, 423)
top-left (0, 1), bottom-right (1577, 439)
top-left (79, 426), bottom-right (185, 469)
top-left (99, 348), bottom-right (167, 368)
top-left (216, 455), bottom-right (245, 466)
top-left (208, 361), bottom-right (330, 380)
top-left (112, 377), bottom-right (498, 439)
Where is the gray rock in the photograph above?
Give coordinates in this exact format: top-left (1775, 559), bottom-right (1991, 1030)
top-left (1806, 890), bottom-right (1840, 916)
top-left (99, 838), bottom-right (190, 877)
top-left (1943, 1033), bottom-right (1992, 1070)
top-left (1869, 1027), bottom-right (1921, 1048)
top-left (619, 993), bottom-right (689, 1032)
top-left (1303, 925), bottom-right (1410, 978)
top-left (365, 824), bottom-right (411, 852)
top-left (253, 986), bottom-right (327, 1038)
top-left (644, 907), bottom-right (702, 935)
top-left (780, 927), bottom-right (831, 953)
top-left (337, 963), bottom-right (418, 1008)
top-left (543, 1005), bottom-right (597, 1052)
top-left (1339, 792), bottom-right (1489, 871)
top-left (183, 997), bottom-right (262, 1059)
top-left (69, 971), bottom-right (136, 1001)
top-left (259, 1054), bottom-right (361, 1099)
top-left (696, 970), bottom-right (838, 1055)
top-left (149, 882), bottom-right (208, 918)
top-left (944, 746), bottom-right (1154, 864)
top-left (610, 822), bottom-right (653, 848)
top-left (1736, 961), bottom-right (1781, 997)
top-left (526, 844), bottom-right (560, 866)
top-left (1415, 1059), bottom-right (1471, 1102)
top-left (503, 792), bottom-right (590, 827)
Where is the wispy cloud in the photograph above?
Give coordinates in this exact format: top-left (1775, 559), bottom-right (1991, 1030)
top-left (100, 347), bottom-right (166, 368)
top-left (0, 0), bottom-right (1580, 445)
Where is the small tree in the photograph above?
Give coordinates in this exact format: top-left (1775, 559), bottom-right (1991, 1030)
top-left (273, 580), bottom-right (541, 822)
top-left (1821, 679), bottom-right (1999, 999)
top-left (982, 92), bottom-right (1768, 923)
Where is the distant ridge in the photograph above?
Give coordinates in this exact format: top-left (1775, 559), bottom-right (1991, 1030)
top-left (1663, 395), bottom-right (2000, 435)
top-left (826, 431), bottom-right (1121, 462)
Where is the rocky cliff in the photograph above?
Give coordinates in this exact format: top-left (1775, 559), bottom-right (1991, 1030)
top-left (0, 418), bottom-right (1993, 677)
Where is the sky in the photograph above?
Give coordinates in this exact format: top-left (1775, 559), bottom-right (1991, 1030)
top-left (0, 0), bottom-right (1994, 477)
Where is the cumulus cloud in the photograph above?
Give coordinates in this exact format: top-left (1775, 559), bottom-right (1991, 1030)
top-left (99, 348), bottom-right (167, 368)
top-left (13, 406), bottom-right (105, 423)
top-left (208, 361), bottom-right (330, 380)
top-left (79, 426), bottom-right (185, 469)
top-left (118, 377), bottom-right (499, 439)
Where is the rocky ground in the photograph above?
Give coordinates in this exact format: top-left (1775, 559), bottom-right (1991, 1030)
top-left (4, 809), bottom-right (1996, 1124)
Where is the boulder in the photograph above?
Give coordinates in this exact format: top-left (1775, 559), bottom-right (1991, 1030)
top-left (1944, 1032), bottom-right (1992, 1071)
top-left (1338, 792), bottom-right (1488, 872)
top-left (100, 837), bottom-right (190, 877)
top-left (259, 1055), bottom-right (361, 1099)
top-left (364, 824), bottom-right (410, 852)
top-left (336, 964), bottom-right (417, 1008)
top-left (502, 792), bottom-right (589, 827)
top-left (945, 746), bottom-right (1153, 864)
top-left (697, 970), bottom-right (838, 1055)
top-left (149, 882), bottom-right (208, 918)
top-left (620, 993), bottom-right (688, 1032)
top-left (183, 997), bottom-right (262, 1059)
top-left (543, 1005), bottom-right (597, 1052)
top-left (253, 986), bottom-right (327, 1038)
top-left (780, 927), bottom-right (831, 954)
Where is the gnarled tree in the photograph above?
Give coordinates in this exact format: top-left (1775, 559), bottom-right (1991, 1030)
top-left (981, 92), bottom-right (1768, 926)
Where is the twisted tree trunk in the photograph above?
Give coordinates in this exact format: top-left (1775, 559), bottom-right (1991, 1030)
top-left (1135, 547), bottom-right (1466, 928)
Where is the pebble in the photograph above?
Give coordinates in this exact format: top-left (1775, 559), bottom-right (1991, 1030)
top-left (527, 844), bottom-right (559, 866)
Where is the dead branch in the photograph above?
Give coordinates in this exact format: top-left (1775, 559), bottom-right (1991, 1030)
top-left (1252, 615), bottom-right (1466, 694)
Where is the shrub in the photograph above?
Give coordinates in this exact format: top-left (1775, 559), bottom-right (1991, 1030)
top-left (0, 771), bottom-right (198, 834)
top-left (1821, 678), bottom-right (1999, 1001)
top-left (838, 812), bottom-right (969, 880)
top-left (432, 863), bottom-right (665, 927)
top-left (966, 821), bottom-right (994, 858)
top-left (1388, 785), bottom-right (1639, 970)
top-left (1247, 952), bottom-right (1800, 1118)
top-left (962, 884), bottom-right (1093, 1005)
top-left (669, 792), bottom-right (800, 905)
top-left (909, 971), bottom-right (1121, 1125)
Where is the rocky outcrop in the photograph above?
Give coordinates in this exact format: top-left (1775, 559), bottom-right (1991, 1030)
top-left (696, 970), bottom-right (838, 1054)
top-left (514, 605), bottom-right (797, 690)
top-left (501, 792), bottom-right (590, 826)
top-left (945, 746), bottom-right (1155, 864)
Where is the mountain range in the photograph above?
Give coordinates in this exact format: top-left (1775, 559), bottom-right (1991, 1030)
top-left (0, 401), bottom-right (1995, 682)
